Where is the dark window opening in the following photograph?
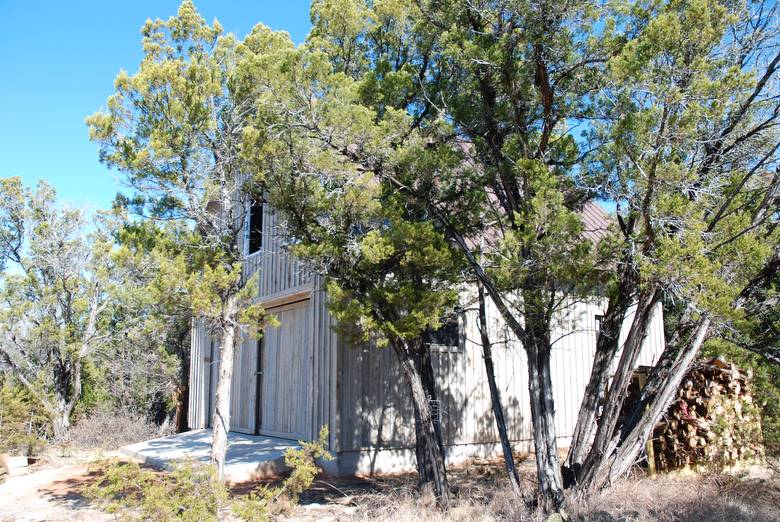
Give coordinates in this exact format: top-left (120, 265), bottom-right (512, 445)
top-left (423, 315), bottom-right (461, 353)
top-left (248, 198), bottom-right (263, 254)
top-left (595, 314), bottom-right (603, 336)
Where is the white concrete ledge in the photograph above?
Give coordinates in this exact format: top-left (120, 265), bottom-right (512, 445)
top-left (120, 429), bottom-right (300, 483)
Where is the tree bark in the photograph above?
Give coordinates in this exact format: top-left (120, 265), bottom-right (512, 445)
top-left (576, 289), bottom-right (660, 478)
top-left (51, 358), bottom-right (82, 441)
top-left (477, 283), bottom-right (522, 496)
top-left (210, 294), bottom-right (240, 480)
top-left (523, 303), bottom-right (565, 510)
top-left (565, 276), bottom-right (634, 477)
top-left (51, 409), bottom-right (70, 441)
top-left (176, 338), bottom-right (191, 433)
top-left (393, 339), bottom-right (450, 508)
top-left (413, 343), bottom-right (447, 483)
top-left (576, 311), bottom-right (711, 492)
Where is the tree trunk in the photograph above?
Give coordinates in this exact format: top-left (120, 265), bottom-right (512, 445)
top-left (565, 276), bottom-right (634, 478)
top-left (51, 358), bottom-right (82, 441)
top-left (477, 283), bottom-right (522, 496)
top-left (176, 341), bottom-right (191, 433)
top-left (50, 410), bottom-right (70, 441)
top-left (576, 289), bottom-right (659, 479)
top-left (524, 308), bottom-right (565, 510)
top-left (576, 312), bottom-right (711, 492)
top-left (414, 341), bottom-right (447, 482)
top-left (210, 294), bottom-right (240, 480)
top-left (175, 383), bottom-right (190, 433)
top-left (393, 339), bottom-right (450, 508)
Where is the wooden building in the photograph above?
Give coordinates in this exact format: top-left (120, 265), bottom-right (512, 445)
top-left (188, 201), bottom-right (665, 476)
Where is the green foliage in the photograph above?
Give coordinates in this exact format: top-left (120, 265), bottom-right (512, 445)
top-left (70, 360), bottom-right (113, 421)
top-left (87, 0), bottom-right (271, 357)
top-left (0, 179), bottom-right (131, 438)
top-left (279, 426), bottom-right (333, 501)
top-left (233, 427), bottom-right (334, 520)
top-left (85, 426), bottom-right (333, 521)
top-left (84, 459), bottom-right (230, 522)
top-left (0, 379), bottom-right (49, 455)
top-left (589, 0), bottom-right (779, 318)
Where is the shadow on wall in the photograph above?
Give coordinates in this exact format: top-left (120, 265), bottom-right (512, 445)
top-left (337, 336), bottom-right (529, 476)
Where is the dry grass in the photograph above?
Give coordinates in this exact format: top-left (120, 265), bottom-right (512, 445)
top-left (61, 410), bottom-right (171, 451)
top-left (283, 460), bottom-right (780, 521)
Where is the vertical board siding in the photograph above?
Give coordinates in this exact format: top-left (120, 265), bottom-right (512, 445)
top-left (337, 292), bottom-right (666, 452)
top-left (229, 336), bottom-right (258, 434)
top-left (309, 279), bottom-right (339, 449)
top-left (198, 199), bottom-right (325, 439)
top-left (193, 198), bottom-right (668, 458)
top-left (243, 203), bottom-right (313, 299)
top-left (187, 318), bottom-right (209, 430)
top-left (259, 300), bottom-right (313, 440)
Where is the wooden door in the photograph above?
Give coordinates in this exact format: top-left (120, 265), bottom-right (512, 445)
top-left (229, 337), bottom-right (259, 434)
top-left (208, 338), bottom-right (218, 427)
top-left (258, 300), bottom-right (313, 440)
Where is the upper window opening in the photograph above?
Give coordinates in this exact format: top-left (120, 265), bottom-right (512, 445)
top-left (423, 314), bottom-right (461, 353)
top-left (248, 198), bottom-right (263, 254)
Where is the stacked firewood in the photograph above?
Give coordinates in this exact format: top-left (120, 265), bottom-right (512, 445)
top-left (651, 358), bottom-right (765, 471)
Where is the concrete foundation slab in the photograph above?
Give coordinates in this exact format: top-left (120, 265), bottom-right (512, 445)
top-left (120, 429), bottom-right (300, 483)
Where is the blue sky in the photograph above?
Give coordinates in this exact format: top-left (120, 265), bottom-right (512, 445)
top-left (0, 1), bottom-right (313, 209)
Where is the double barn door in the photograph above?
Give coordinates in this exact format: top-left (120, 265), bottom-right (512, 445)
top-left (210, 298), bottom-right (313, 440)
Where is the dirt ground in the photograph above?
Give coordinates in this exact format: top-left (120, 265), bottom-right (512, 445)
top-left (0, 454), bottom-right (113, 522)
top-left (1, 452), bottom-right (778, 521)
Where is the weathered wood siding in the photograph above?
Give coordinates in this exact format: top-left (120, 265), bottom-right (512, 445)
top-left (187, 318), bottom-right (210, 430)
top-left (191, 275), bottom-right (338, 442)
top-left (190, 197), bottom-right (667, 466)
top-left (258, 299), bottom-right (313, 439)
top-left (230, 336), bottom-right (259, 434)
top-left (337, 295), bottom-right (666, 453)
top-left (310, 280), bottom-right (340, 450)
top-left (242, 203), bottom-right (312, 298)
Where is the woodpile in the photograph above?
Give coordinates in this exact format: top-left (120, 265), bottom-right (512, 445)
top-left (650, 357), bottom-right (765, 471)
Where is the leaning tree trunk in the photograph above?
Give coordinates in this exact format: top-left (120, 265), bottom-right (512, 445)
top-left (393, 339), bottom-right (450, 508)
top-left (576, 311), bottom-right (711, 493)
top-left (574, 289), bottom-right (660, 483)
top-left (477, 283), bottom-right (522, 496)
top-left (523, 304), bottom-right (565, 510)
top-left (210, 294), bottom-right (240, 480)
top-left (565, 272), bottom-right (635, 478)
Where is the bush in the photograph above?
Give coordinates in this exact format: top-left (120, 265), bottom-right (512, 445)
top-left (85, 426), bottom-right (333, 521)
top-left (63, 409), bottom-right (172, 451)
top-left (0, 380), bottom-right (49, 455)
top-left (84, 459), bottom-right (229, 522)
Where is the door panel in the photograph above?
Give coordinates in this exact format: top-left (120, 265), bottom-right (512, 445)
top-left (259, 300), bottom-right (312, 440)
top-left (230, 337), bottom-right (259, 434)
top-left (208, 339), bottom-right (218, 427)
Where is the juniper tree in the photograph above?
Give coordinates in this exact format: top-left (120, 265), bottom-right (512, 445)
top-left (0, 179), bottom-right (124, 438)
top-left (231, 22), bottom-right (463, 505)
top-left (105, 221), bottom-right (199, 430)
top-left (261, 0), bottom-right (779, 508)
top-left (279, 0), bottom-right (605, 506)
top-left (87, 1), bottom-right (268, 477)
top-left (566, 0), bottom-right (780, 492)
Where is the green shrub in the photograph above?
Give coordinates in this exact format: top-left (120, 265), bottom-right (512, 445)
top-left (0, 380), bottom-right (49, 455)
top-left (85, 459), bottom-right (229, 521)
top-left (85, 426), bottom-right (333, 521)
